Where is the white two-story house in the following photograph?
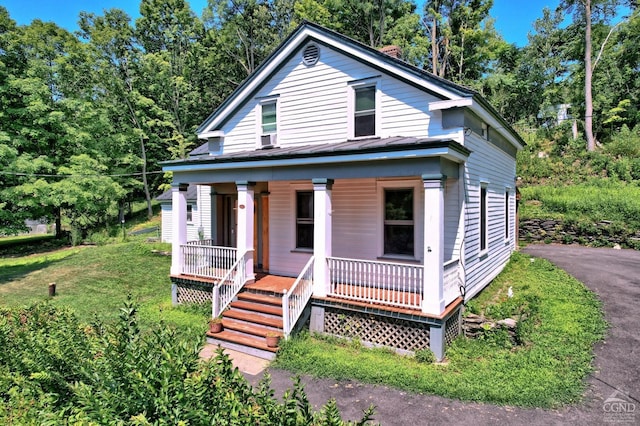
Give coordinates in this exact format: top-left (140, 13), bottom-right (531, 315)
top-left (160, 22), bottom-right (525, 360)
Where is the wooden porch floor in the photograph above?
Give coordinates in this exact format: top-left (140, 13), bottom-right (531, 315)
top-left (246, 273), bottom-right (296, 293)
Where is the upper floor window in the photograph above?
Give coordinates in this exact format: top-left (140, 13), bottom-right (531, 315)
top-left (354, 86), bottom-right (376, 137)
top-left (261, 101), bottom-right (277, 134)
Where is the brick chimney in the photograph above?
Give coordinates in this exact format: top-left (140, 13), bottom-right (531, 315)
top-left (380, 45), bottom-right (402, 59)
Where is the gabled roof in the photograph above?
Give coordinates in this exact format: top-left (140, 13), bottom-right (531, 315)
top-left (195, 21), bottom-right (525, 150)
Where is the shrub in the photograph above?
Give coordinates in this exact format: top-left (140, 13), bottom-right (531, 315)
top-left (0, 300), bottom-right (376, 425)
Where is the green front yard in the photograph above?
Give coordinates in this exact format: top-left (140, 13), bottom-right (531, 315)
top-left (275, 252), bottom-right (606, 408)
top-left (0, 240), bottom-right (605, 408)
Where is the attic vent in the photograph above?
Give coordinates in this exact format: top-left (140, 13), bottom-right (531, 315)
top-left (302, 44), bottom-right (320, 66)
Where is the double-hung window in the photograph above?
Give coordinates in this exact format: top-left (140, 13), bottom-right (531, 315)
top-left (296, 191), bottom-right (313, 249)
top-left (505, 190), bottom-right (510, 240)
top-left (480, 185), bottom-right (488, 252)
top-left (261, 101), bottom-right (277, 134)
top-left (354, 86), bottom-right (376, 137)
top-left (383, 188), bottom-right (414, 256)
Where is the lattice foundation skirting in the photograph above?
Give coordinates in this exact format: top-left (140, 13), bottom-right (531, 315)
top-left (323, 308), bottom-right (430, 352)
top-left (444, 310), bottom-right (461, 346)
top-left (173, 279), bottom-right (214, 305)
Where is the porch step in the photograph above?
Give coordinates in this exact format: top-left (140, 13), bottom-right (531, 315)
top-left (230, 300), bottom-right (283, 316)
top-left (205, 330), bottom-right (278, 359)
top-left (237, 292), bottom-right (283, 307)
top-left (221, 318), bottom-right (282, 338)
top-left (206, 274), bottom-right (297, 360)
top-left (223, 309), bottom-right (283, 329)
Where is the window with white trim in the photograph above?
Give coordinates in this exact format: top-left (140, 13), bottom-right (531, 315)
top-left (261, 100), bottom-right (277, 134)
top-left (480, 184), bottom-right (488, 252)
top-left (348, 78), bottom-right (379, 139)
top-left (383, 188), bottom-right (414, 256)
top-left (354, 86), bottom-right (376, 137)
top-left (296, 191), bottom-right (313, 249)
top-left (186, 204), bottom-right (193, 223)
top-left (505, 190), bottom-right (510, 240)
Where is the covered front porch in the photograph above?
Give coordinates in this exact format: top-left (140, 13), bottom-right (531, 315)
top-left (164, 137), bottom-right (470, 359)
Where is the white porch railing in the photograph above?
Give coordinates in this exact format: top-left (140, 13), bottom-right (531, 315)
top-left (212, 250), bottom-right (253, 318)
top-left (443, 258), bottom-right (461, 304)
top-left (327, 257), bottom-right (424, 310)
top-left (180, 243), bottom-right (237, 280)
top-left (282, 256), bottom-right (314, 338)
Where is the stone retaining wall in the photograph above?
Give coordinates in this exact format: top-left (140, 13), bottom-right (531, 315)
top-left (462, 312), bottom-right (520, 343)
top-left (519, 218), bottom-right (640, 249)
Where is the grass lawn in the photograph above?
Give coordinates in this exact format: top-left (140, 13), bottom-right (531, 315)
top-left (274, 252), bottom-right (606, 408)
top-left (0, 237), bottom-right (606, 408)
top-left (0, 241), bottom-right (208, 331)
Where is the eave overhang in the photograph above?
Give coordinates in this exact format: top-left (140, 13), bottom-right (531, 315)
top-left (162, 138), bottom-right (470, 175)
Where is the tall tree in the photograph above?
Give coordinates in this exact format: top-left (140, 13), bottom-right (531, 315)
top-left (561, 0), bottom-right (621, 150)
top-left (423, 0), bottom-right (501, 84)
top-left (79, 9), bottom-right (171, 219)
top-left (136, 0), bottom-right (206, 159)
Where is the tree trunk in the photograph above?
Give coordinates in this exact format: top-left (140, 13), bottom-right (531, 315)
top-left (431, 17), bottom-right (439, 74)
top-left (140, 137), bottom-right (153, 219)
top-left (584, 0), bottom-right (596, 151)
top-left (55, 207), bottom-right (62, 239)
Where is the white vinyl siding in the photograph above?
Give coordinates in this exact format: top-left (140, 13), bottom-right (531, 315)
top-left (268, 178), bottom-right (426, 277)
top-left (161, 203), bottom-right (172, 243)
top-left (162, 185), bottom-right (213, 243)
top-left (196, 185), bottom-right (213, 240)
top-left (217, 47), bottom-right (441, 153)
top-left (444, 175), bottom-right (463, 262)
top-left (462, 133), bottom-right (517, 300)
top-left (268, 181), bottom-right (312, 277)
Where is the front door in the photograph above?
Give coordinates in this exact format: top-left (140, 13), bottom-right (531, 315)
top-left (255, 194), bottom-right (269, 272)
top-left (217, 194), bottom-right (237, 247)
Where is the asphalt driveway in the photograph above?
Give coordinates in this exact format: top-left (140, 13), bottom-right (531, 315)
top-left (246, 244), bottom-right (640, 425)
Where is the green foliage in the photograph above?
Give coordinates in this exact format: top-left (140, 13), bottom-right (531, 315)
top-left (520, 183), bottom-right (640, 229)
top-left (605, 125), bottom-right (640, 157)
top-left (414, 348), bottom-right (435, 364)
top-left (0, 301), bottom-right (376, 425)
top-left (275, 253), bottom-right (606, 407)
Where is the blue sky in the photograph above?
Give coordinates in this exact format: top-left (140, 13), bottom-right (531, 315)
top-left (2, 0), bottom-right (563, 47)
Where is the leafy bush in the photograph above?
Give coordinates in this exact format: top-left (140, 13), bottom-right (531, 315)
top-left (605, 125), bottom-right (640, 157)
top-left (414, 348), bottom-right (435, 364)
top-left (0, 300), bottom-right (376, 425)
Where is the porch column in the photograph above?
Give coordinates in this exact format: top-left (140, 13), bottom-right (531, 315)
top-left (170, 183), bottom-right (189, 276)
top-left (236, 181), bottom-right (255, 281)
top-left (422, 174), bottom-right (446, 315)
top-left (312, 178), bottom-right (333, 297)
